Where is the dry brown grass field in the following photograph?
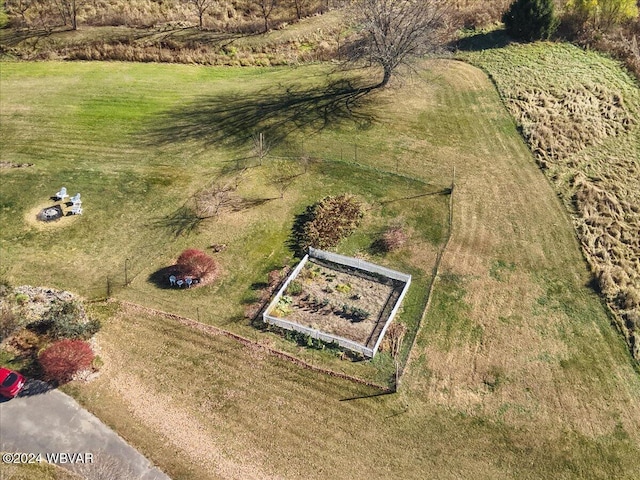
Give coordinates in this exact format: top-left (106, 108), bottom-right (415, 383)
top-left (56, 57), bottom-right (640, 479)
top-left (463, 41), bottom-right (640, 360)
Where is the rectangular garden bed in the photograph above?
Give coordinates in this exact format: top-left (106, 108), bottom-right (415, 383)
top-left (263, 248), bottom-right (411, 357)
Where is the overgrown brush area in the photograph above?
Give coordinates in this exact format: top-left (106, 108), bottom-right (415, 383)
top-left (463, 41), bottom-right (640, 360)
top-left (0, 10), bottom-right (344, 66)
top-left (3, 0), bottom-right (330, 31)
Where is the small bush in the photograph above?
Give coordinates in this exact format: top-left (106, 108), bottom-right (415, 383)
top-left (39, 339), bottom-right (95, 384)
top-left (286, 280), bottom-right (303, 296)
top-left (176, 249), bottom-right (218, 280)
top-left (33, 300), bottom-right (100, 340)
top-left (49, 317), bottom-right (101, 340)
top-left (8, 329), bottom-right (42, 354)
top-left (14, 293), bottom-right (29, 305)
top-left (502, 0), bottom-right (559, 41)
top-left (335, 283), bottom-right (352, 294)
top-left (0, 305), bottom-right (19, 341)
top-left (292, 194), bottom-right (363, 254)
top-left (379, 226), bottom-right (408, 253)
top-left (273, 295), bottom-right (293, 317)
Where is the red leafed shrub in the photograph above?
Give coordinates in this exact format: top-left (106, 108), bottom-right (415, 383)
top-left (176, 249), bottom-right (218, 280)
top-left (39, 339), bottom-right (95, 384)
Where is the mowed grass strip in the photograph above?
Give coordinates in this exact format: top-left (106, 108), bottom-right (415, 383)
top-left (401, 49), bottom-right (640, 448)
top-left (69, 301), bottom-right (640, 480)
top-left (461, 41), bottom-right (640, 359)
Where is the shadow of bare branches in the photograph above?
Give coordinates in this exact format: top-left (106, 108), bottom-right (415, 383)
top-left (144, 78), bottom-right (378, 150)
top-left (150, 206), bottom-right (204, 238)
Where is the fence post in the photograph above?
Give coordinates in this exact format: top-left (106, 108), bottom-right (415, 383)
top-left (106, 277), bottom-right (111, 299)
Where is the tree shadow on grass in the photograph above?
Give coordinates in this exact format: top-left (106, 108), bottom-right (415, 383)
top-left (286, 204), bottom-right (316, 258)
top-left (454, 29), bottom-right (512, 52)
top-left (150, 205), bottom-right (204, 238)
top-left (144, 77), bottom-right (378, 150)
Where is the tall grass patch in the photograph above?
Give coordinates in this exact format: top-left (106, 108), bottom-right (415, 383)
top-left (463, 42), bottom-right (640, 360)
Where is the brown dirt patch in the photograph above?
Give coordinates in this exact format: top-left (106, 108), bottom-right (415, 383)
top-left (24, 202), bottom-right (81, 231)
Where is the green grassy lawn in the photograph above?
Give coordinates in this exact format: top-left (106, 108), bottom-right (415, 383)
top-left (0, 60), bottom-right (448, 384)
top-left (2, 42), bottom-right (640, 479)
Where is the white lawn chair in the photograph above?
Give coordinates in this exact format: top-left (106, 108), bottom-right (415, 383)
top-left (185, 277), bottom-right (193, 288)
top-left (55, 187), bottom-right (68, 201)
top-left (70, 193), bottom-right (81, 205)
top-left (169, 275), bottom-right (176, 287)
top-left (70, 204), bottom-right (83, 215)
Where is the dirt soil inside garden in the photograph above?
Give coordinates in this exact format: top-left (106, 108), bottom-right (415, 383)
top-left (280, 260), bottom-right (398, 347)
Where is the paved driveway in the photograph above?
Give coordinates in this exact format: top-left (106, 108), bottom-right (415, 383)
top-left (0, 380), bottom-right (170, 480)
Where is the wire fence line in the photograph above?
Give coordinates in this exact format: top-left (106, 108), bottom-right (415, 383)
top-left (397, 166), bottom-right (456, 384)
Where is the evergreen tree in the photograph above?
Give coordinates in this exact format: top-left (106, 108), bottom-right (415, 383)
top-left (502, 0), bottom-right (559, 42)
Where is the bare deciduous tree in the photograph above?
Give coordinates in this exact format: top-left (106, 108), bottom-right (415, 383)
top-left (196, 182), bottom-right (236, 218)
top-left (292, 0), bottom-right (309, 20)
top-left (54, 0), bottom-right (80, 30)
top-left (268, 158), bottom-right (297, 199)
top-left (252, 131), bottom-right (272, 164)
top-left (186, 0), bottom-right (216, 29)
top-left (5, 0), bottom-right (35, 26)
top-left (386, 322), bottom-right (407, 388)
top-left (252, 0), bottom-right (277, 32)
top-left (349, 0), bottom-right (451, 87)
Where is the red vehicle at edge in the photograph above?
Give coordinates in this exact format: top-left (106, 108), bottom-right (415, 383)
top-left (0, 367), bottom-right (25, 398)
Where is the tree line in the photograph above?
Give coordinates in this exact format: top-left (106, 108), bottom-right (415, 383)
top-left (3, 0), bottom-right (335, 32)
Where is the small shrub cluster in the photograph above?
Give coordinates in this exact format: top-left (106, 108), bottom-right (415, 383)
top-left (175, 249), bottom-right (218, 280)
top-left (335, 283), bottom-right (352, 294)
top-left (339, 304), bottom-right (371, 322)
top-left (273, 295), bottom-right (293, 317)
top-left (26, 300), bottom-right (100, 341)
top-left (285, 280), bottom-right (303, 296)
top-left (452, 0), bottom-right (511, 29)
top-left (299, 294), bottom-right (331, 312)
top-left (379, 226), bottom-right (408, 253)
top-left (281, 328), bottom-right (339, 351)
top-left (39, 339), bottom-right (95, 384)
top-left (293, 194), bottom-right (364, 254)
top-left (31, 300), bottom-right (101, 340)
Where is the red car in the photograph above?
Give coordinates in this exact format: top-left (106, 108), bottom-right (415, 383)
top-left (0, 367), bottom-right (25, 398)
